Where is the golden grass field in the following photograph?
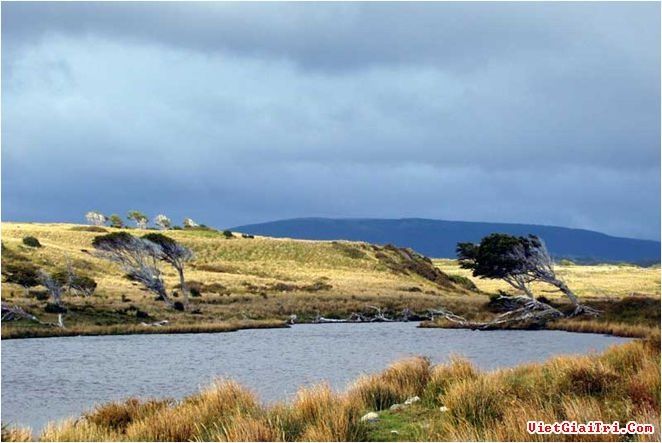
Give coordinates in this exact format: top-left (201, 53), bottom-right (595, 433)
top-left (435, 259), bottom-right (661, 299)
top-left (4, 335), bottom-right (659, 442)
top-left (1, 222), bottom-right (473, 337)
top-left (1, 222), bottom-right (660, 339)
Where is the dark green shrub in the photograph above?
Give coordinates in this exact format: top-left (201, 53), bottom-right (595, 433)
top-left (173, 301), bottom-right (185, 311)
top-left (241, 233), bottom-right (254, 239)
top-left (447, 274), bottom-right (478, 291)
top-left (71, 226), bottom-right (108, 233)
top-left (222, 230), bottom-right (234, 238)
top-left (190, 287), bottom-right (201, 297)
top-left (44, 303), bottom-right (67, 313)
top-left (22, 236), bottom-right (42, 248)
top-left (2, 262), bottom-right (40, 295)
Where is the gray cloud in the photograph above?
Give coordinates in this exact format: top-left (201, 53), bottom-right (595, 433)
top-left (2, 2), bottom-right (660, 239)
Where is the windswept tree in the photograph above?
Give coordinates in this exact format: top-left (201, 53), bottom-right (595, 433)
top-left (86, 211), bottom-right (107, 226)
top-left (143, 233), bottom-right (193, 309)
top-left (108, 214), bottom-right (124, 229)
top-left (457, 234), bottom-right (597, 316)
top-left (183, 218), bottom-right (199, 228)
top-left (38, 270), bottom-right (64, 307)
top-left (127, 210), bottom-right (149, 229)
top-left (2, 263), bottom-right (40, 297)
top-left (93, 232), bottom-right (171, 306)
top-left (154, 214), bottom-right (172, 230)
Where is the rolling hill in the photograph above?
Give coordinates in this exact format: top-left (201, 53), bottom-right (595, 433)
top-left (232, 218), bottom-right (661, 264)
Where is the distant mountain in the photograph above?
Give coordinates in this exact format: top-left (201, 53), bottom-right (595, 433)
top-left (232, 218), bottom-right (660, 264)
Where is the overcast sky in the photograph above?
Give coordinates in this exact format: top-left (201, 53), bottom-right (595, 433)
top-left (2, 2), bottom-right (660, 239)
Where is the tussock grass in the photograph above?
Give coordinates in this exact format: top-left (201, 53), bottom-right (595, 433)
top-left (1, 425), bottom-right (33, 442)
top-left (34, 338), bottom-right (659, 441)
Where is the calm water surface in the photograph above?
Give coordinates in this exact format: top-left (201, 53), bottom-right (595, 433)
top-left (1, 323), bottom-right (630, 431)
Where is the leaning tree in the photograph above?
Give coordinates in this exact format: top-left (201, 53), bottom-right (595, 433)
top-left (127, 210), bottom-right (149, 229)
top-left (457, 233), bottom-right (598, 317)
top-left (93, 232), bottom-right (192, 310)
top-left (85, 211), bottom-right (107, 226)
top-left (142, 233), bottom-right (193, 309)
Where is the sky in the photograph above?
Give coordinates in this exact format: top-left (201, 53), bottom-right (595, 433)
top-left (2, 2), bottom-right (660, 240)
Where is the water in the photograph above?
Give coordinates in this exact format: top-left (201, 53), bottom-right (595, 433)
top-left (1, 323), bottom-right (629, 431)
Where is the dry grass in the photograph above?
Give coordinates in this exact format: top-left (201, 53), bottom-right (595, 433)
top-left (2, 222), bottom-right (470, 338)
top-left (31, 337), bottom-right (659, 442)
top-left (434, 259), bottom-right (660, 299)
top-left (1, 319), bottom-right (286, 339)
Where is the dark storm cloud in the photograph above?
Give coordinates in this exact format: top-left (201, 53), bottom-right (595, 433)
top-left (2, 2), bottom-right (660, 239)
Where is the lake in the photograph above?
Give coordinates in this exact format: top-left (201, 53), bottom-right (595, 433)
top-left (1, 323), bottom-right (630, 431)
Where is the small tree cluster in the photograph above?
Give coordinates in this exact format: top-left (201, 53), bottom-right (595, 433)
top-left (109, 214), bottom-right (124, 228)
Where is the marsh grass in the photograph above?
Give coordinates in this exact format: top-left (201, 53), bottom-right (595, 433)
top-left (30, 338), bottom-right (659, 442)
top-left (1, 319), bottom-right (287, 339)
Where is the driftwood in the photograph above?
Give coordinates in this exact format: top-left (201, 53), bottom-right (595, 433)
top-left (430, 296), bottom-right (563, 330)
top-left (1, 303), bottom-right (41, 323)
top-left (139, 320), bottom-right (169, 327)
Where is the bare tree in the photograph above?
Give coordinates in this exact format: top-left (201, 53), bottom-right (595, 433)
top-left (142, 233), bottom-right (193, 309)
top-left (85, 211), bottom-right (107, 226)
top-left (183, 218), bottom-right (199, 228)
top-left (92, 232), bottom-right (173, 307)
top-left (154, 214), bottom-right (172, 230)
top-left (38, 270), bottom-right (63, 306)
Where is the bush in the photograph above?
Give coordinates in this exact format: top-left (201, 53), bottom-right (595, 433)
top-left (44, 303), bottom-right (67, 314)
top-left (70, 226), bottom-right (108, 233)
top-left (22, 236), bottom-right (42, 248)
top-left (190, 287), bottom-right (201, 297)
top-left (447, 274), bottom-right (478, 291)
top-left (173, 301), bottom-right (185, 311)
top-left (222, 230), bottom-right (234, 239)
top-left (241, 233), bottom-right (254, 239)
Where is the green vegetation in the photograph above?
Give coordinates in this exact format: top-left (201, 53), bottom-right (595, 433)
top-left (22, 236), bottom-right (41, 248)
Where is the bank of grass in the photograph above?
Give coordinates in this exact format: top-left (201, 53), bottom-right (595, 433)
top-left (2, 222), bottom-right (472, 338)
top-left (4, 335), bottom-right (658, 442)
top-left (0, 319), bottom-right (287, 339)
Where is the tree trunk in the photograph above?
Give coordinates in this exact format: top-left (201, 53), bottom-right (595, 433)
top-left (177, 268), bottom-right (189, 310)
top-left (555, 280), bottom-right (579, 306)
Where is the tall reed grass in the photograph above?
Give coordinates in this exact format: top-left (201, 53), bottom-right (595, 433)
top-left (3, 337), bottom-right (655, 442)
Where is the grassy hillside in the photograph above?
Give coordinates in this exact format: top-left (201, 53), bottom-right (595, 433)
top-left (1, 222), bottom-right (471, 338)
top-left (2, 222), bottom-right (659, 339)
top-left (231, 217), bottom-right (661, 264)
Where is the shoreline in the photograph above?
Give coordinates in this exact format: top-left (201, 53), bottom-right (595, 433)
top-left (0, 319), bottom-right (289, 340)
top-left (3, 316), bottom-right (655, 340)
